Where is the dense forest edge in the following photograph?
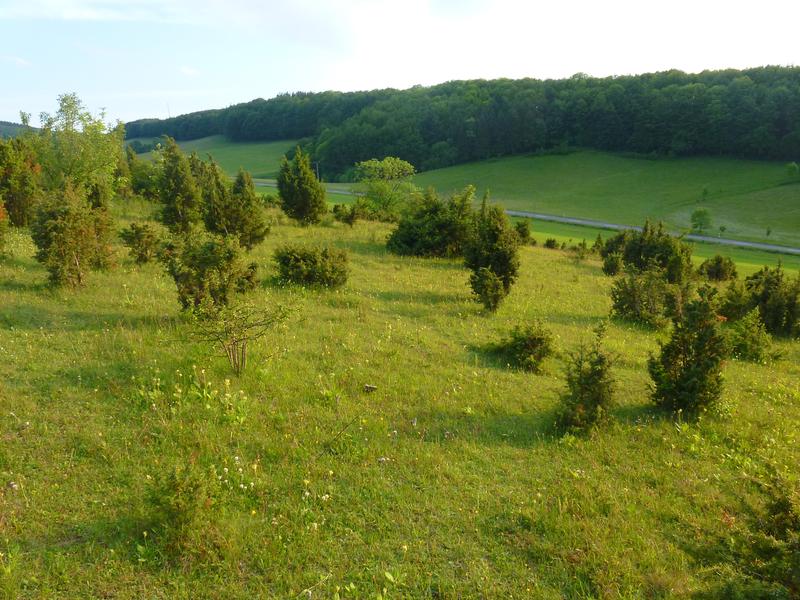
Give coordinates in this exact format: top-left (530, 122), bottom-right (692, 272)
top-left (125, 67), bottom-right (800, 179)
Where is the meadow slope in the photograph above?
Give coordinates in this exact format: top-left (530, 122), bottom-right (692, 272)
top-left (1, 203), bottom-right (798, 598)
top-left (414, 151), bottom-right (800, 247)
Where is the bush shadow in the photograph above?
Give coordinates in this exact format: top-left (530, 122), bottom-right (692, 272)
top-left (413, 407), bottom-right (560, 449)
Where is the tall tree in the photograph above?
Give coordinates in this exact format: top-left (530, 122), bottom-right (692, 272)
top-left (33, 93), bottom-right (125, 206)
top-left (159, 137), bottom-right (202, 233)
top-left (277, 147), bottom-right (326, 225)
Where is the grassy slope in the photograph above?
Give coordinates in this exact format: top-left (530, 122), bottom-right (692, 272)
top-left (1, 205), bottom-right (799, 598)
top-left (414, 151), bottom-right (800, 247)
top-left (128, 135), bottom-right (297, 179)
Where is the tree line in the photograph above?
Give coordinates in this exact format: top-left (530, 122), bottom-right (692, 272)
top-left (126, 67), bottom-right (800, 178)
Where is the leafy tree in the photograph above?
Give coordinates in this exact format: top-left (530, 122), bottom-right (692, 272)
top-left (33, 93), bottom-right (125, 206)
top-left (277, 146), bottom-right (326, 225)
top-left (159, 230), bottom-right (257, 310)
top-left (159, 137), bottom-right (202, 233)
top-left (648, 286), bottom-right (727, 415)
top-left (691, 208), bottom-right (712, 233)
top-left (464, 198), bottom-right (520, 309)
top-left (352, 156), bottom-right (418, 222)
top-left (0, 136), bottom-right (41, 226)
top-left (31, 184), bottom-right (113, 286)
top-left (386, 186), bottom-right (475, 257)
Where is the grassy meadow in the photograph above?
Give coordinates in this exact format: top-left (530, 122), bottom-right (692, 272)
top-left (129, 135), bottom-right (297, 179)
top-left (1, 199), bottom-right (799, 598)
top-left (414, 151), bottom-right (800, 247)
top-left (130, 136), bottom-right (800, 249)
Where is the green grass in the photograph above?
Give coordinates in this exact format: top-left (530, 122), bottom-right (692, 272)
top-left (1, 203), bottom-right (798, 598)
top-left (129, 135), bottom-right (297, 179)
top-left (414, 150), bottom-right (800, 247)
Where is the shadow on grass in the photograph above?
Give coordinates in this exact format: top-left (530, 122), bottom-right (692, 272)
top-left (333, 238), bottom-right (388, 257)
top-left (0, 278), bottom-right (50, 294)
top-left (375, 289), bottom-right (467, 306)
top-left (1, 303), bottom-right (180, 332)
top-left (415, 407), bottom-right (560, 449)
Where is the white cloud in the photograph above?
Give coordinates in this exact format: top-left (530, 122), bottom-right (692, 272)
top-left (1, 55), bottom-right (31, 67)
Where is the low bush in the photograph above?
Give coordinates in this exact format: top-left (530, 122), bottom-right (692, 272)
top-left (558, 324), bottom-right (615, 431)
top-left (602, 252), bottom-right (623, 276)
top-left (470, 267), bottom-right (505, 312)
top-left (160, 230), bottom-right (257, 310)
top-left (465, 202), bottom-right (520, 311)
top-left (745, 264), bottom-right (800, 337)
top-left (727, 308), bottom-right (773, 363)
top-left (610, 268), bottom-right (671, 328)
top-left (120, 222), bottom-right (161, 264)
top-left (273, 244), bottom-right (348, 287)
top-left (386, 186), bottom-right (474, 257)
top-left (488, 321), bottom-right (554, 373)
top-left (148, 460), bottom-right (223, 559)
top-left (514, 220), bottom-right (531, 244)
top-left (719, 279), bottom-right (752, 322)
top-left (601, 221), bottom-right (693, 284)
top-left (544, 238), bottom-right (558, 249)
top-left (648, 286), bottom-right (726, 416)
top-left (698, 254), bottom-right (738, 281)
top-left (31, 184), bottom-right (114, 287)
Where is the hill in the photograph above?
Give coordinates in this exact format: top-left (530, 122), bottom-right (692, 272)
top-left (414, 151), bottom-right (800, 247)
top-left (1, 204), bottom-right (798, 597)
top-left (0, 120), bottom-right (28, 138)
top-left (126, 67), bottom-right (800, 179)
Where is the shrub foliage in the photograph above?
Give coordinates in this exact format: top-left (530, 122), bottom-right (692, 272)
top-left (277, 146), bottom-right (327, 225)
top-left (601, 221), bottom-right (692, 284)
top-left (386, 186), bottom-right (475, 257)
top-left (31, 184), bottom-right (113, 286)
top-left (648, 287), bottom-right (726, 415)
top-left (488, 321), bottom-right (555, 373)
top-left (120, 222), bottom-right (161, 264)
top-left (160, 230), bottom-right (257, 309)
top-left (273, 244), bottom-right (348, 288)
top-left (558, 324), bottom-right (616, 431)
top-left (698, 254), bottom-right (738, 281)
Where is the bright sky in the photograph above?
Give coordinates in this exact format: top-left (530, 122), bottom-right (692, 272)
top-left (2, 0), bottom-right (799, 125)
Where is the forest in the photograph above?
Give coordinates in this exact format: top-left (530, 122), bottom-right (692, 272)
top-left (125, 67), bottom-right (800, 178)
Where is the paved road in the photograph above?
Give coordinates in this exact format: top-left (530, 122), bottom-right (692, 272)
top-left (505, 210), bottom-right (800, 256)
top-left (255, 181), bottom-right (800, 256)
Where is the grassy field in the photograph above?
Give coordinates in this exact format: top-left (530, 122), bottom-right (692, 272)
top-left (414, 151), bottom-right (800, 247)
top-left (1, 202), bottom-right (798, 598)
top-left (130, 138), bottom-right (800, 248)
top-left (128, 135), bottom-right (297, 179)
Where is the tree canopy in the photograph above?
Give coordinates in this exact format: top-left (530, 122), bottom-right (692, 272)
top-left (127, 67), bottom-right (800, 179)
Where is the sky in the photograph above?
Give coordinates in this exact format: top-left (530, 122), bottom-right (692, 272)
top-left (2, 0), bottom-right (799, 125)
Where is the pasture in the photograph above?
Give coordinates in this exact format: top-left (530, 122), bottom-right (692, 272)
top-left (1, 200), bottom-right (798, 598)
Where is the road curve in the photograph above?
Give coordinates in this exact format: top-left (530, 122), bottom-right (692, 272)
top-left (255, 181), bottom-right (800, 256)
